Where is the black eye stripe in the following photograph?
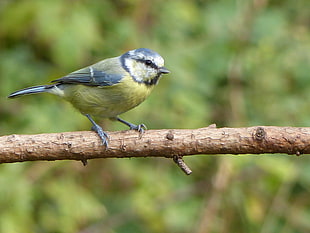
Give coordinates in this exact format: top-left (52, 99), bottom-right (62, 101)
top-left (145, 60), bottom-right (152, 65)
top-left (136, 59), bottom-right (158, 69)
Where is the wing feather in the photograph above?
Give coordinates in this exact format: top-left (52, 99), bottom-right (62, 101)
top-left (51, 67), bottom-right (123, 87)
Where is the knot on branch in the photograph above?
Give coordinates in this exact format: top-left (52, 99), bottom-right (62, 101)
top-left (166, 131), bottom-right (174, 140)
top-left (253, 127), bottom-right (266, 141)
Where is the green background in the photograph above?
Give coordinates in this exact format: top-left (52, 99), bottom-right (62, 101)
top-left (1, 0), bottom-right (310, 232)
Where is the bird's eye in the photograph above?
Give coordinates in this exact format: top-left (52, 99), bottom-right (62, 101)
top-left (145, 60), bottom-right (152, 65)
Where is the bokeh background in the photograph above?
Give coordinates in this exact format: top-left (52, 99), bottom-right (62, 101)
top-left (1, 0), bottom-right (310, 232)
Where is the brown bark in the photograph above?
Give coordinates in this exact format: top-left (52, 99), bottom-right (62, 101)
top-left (1, 126), bottom-right (309, 164)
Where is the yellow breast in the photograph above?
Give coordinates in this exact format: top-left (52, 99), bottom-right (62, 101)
top-left (63, 75), bottom-right (154, 118)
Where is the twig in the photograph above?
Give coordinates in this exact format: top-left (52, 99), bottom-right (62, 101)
top-left (173, 156), bottom-right (192, 175)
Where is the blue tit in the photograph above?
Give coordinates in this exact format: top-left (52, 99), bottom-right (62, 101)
top-left (8, 48), bottom-right (170, 146)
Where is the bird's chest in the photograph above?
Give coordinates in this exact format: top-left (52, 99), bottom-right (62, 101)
top-left (112, 79), bottom-right (153, 110)
top-left (66, 77), bottom-right (154, 117)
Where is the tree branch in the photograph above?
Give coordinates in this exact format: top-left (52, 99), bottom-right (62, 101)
top-left (1, 126), bottom-right (309, 171)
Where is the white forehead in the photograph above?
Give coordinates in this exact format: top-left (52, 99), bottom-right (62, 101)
top-left (128, 48), bottom-right (165, 67)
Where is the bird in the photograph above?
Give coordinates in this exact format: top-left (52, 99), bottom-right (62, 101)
top-left (8, 48), bottom-right (170, 147)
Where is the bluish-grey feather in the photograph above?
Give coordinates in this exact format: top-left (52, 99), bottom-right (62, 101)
top-left (52, 68), bottom-right (123, 87)
top-left (8, 85), bottom-right (54, 98)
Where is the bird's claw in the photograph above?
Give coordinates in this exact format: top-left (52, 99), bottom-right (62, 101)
top-left (115, 117), bottom-right (147, 138)
top-left (91, 125), bottom-right (109, 147)
top-left (130, 123), bottom-right (147, 134)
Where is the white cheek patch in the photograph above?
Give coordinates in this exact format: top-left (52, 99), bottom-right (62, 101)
top-left (124, 58), bottom-right (135, 76)
top-left (124, 58), bottom-right (144, 82)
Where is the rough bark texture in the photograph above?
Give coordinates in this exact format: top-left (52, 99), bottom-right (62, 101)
top-left (0, 126), bottom-right (309, 164)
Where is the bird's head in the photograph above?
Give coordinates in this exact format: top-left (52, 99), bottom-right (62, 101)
top-left (121, 48), bottom-right (170, 85)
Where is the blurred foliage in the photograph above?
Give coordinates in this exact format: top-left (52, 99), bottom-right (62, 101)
top-left (0, 0), bottom-right (310, 232)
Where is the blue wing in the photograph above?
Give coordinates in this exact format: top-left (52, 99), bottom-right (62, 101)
top-left (51, 67), bottom-right (123, 87)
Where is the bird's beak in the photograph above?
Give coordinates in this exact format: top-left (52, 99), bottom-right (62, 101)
top-left (159, 67), bottom-right (170, 74)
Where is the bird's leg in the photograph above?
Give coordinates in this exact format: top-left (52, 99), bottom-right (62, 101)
top-left (85, 114), bottom-right (109, 147)
top-left (116, 117), bottom-right (147, 134)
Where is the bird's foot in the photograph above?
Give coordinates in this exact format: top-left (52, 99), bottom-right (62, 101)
top-left (85, 114), bottom-right (109, 147)
top-left (129, 123), bottom-right (147, 134)
top-left (116, 117), bottom-right (147, 137)
top-left (91, 124), bottom-right (109, 147)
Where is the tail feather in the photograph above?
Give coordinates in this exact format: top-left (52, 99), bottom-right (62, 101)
top-left (8, 85), bottom-right (52, 98)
